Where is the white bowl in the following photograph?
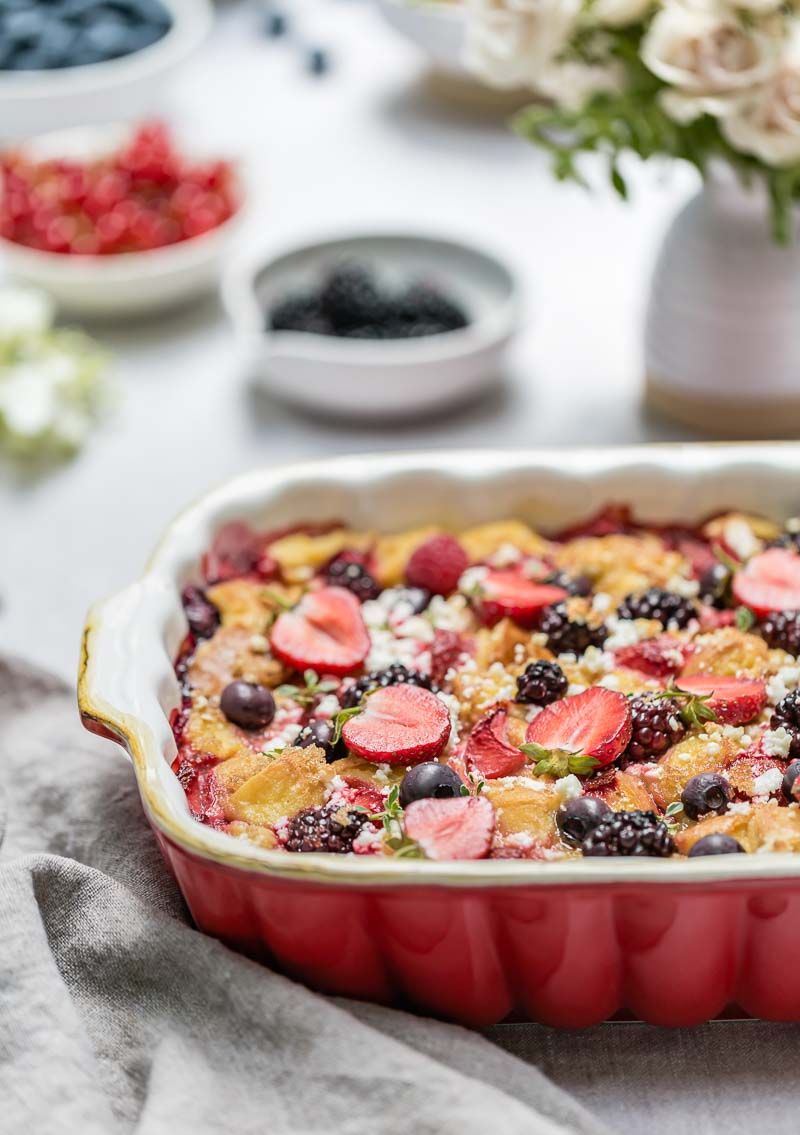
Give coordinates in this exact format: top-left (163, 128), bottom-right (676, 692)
top-left (0, 0), bottom-right (213, 141)
top-left (0, 122), bottom-right (245, 319)
top-left (222, 232), bottom-right (521, 421)
top-left (375, 0), bottom-right (466, 76)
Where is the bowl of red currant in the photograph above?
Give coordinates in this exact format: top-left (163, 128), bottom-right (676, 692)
top-left (0, 119), bottom-right (244, 318)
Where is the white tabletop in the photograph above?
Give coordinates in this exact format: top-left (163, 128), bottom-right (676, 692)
top-left (0, 0), bottom-right (701, 682)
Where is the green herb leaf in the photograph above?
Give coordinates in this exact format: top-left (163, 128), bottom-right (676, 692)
top-left (519, 743), bottom-right (599, 778)
top-left (262, 589), bottom-right (295, 611)
top-left (735, 606), bottom-right (756, 633)
top-left (331, 704), bottom-right (363, 745)
top-left (664, 801), bottom-right (684, 817)
top-left (655, 685), bottom-right (718, 728)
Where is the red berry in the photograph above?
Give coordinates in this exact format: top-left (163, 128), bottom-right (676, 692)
top-left (525, 687), bottom-right (633, 769)
top-left (614, 634), bottom-right (690, 679)
top-left (477, 570), bottom-right (567, 628)
top-left (673, 674), bottom-right (766, 725)
top-left (406, 534), bottom-right (468, 595)
top-left (465, 705), bottom-right (525, 779)
top-left (732, 548), bottom-right (800, 616)
top-left (403, 795), bottom-right (495, 860)
top-left (342, 684), bottom-right (451, 764)
top-left (271, 586), bottom-right (370, 677)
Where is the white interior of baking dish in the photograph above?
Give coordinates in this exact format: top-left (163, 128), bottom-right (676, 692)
top-left (80, 444), bottom-right (800, 886)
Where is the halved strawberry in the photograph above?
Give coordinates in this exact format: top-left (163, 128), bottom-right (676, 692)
top-left (403, 795), bottom-right (495, 860)
top-left (673, 673), bottom-right (766, 725)
top-left (732, 548), bottom-right (800, 616)
top-left (430, 628), bottom-right (471, 684)
top-left (342, 684), bottom-right (451, 764)
top-left (465, 706), bottom-right (525, 779)
top-left (476, 570), bottom-right (567, 628)
top-left (525, 687), bottom-right (632, 769)
top-left (614, 635), bottom-right (690, 679)
top-left (270, 586), bottom-right (370, 676)
top-left (330, 776), bottom-right (385, 814)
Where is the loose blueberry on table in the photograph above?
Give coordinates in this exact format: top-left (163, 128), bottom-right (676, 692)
top-left (170, 510), bottom-right (800, 860)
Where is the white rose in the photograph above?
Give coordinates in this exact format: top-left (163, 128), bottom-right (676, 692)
top-left (591, 0), bottom-right (652, 27)
top-left (723, 23), bottom-right (800, 164)
top-left (643, 1), bottom-right (781, 121)
top-left (462, 0), bottom-right (582, 90)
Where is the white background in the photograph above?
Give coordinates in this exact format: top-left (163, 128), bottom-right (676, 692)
top-left (0, 0), bottom-right (701, 680)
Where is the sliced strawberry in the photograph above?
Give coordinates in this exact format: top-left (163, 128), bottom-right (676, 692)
top-left (430, 628), bottom-right (471, 684)
top-left (732, 548), bottom-right (800, 616)
top-left (330, 776), bottom-right (385, 814)
top-left (674, 535), bottom-right (719, 578)
top-left (557, 504), bottom-right (634, 540)
top-left (477, 570), bottom-right (567, 628)
top-left (403, 795), bottom-right (495, 860)
top-left (465, 706), bottom-right (525, 779)
top-left (270, 586), bottom-right (370, 676)
top-left (342, 684), bottom-right (451, 764)
top-left (406, 534), bottom-right (469, 595)
top-left (674, 673), bottom-right (766, 725)
top-left (525, 687), bottom-right (632, 769)
top-left (614, 634), bottom-right (690, 679)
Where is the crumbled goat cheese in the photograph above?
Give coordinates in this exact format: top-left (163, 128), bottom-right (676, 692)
top-left (436, 690), bottom-right (462, 746)
top-left (315, 694), bottom-right (340, 718)
top-left (489, 543), bottom-right (523, 568)
top-left (727, 802), bottom-right (752, 816)
top-left (506, 831), bottom-right (535, 848)
top-left (705, 741), bottom-right (721, 757)
top-left (592, 592), bottom-right (613, 614)
top-left (666, 574), bottom-right (700, 599)
top-left (262, 721), bottom-right (301, 755)
top-left (366, 627), bottom-right (422, 672)
top-left (767, 666), bottom-right (800, 706)
top-left (427, 593), bottom-right (473, 632)
top-left (521, 557), bottom-right (548, 579)
top-left (581, 645), bottom-right (607, 679)
top-left (458, 565), bottom-right (489, 595)
top-left (603, 616), bottom-right (647, 650)
top-left (723, 517), bottom-right (761, 562)
top-left (555, 774), bottom-right (583, 801)
top-left (567, 683), bottom-right (587, 696)
top-left (598, 674), bottom-right (621, 691)
top-left (752, 767), bottom-right (784, 797)
top-left (763, 726), bottom-right (794, 759)
top-left (249, 634), bottom-right (269, 654)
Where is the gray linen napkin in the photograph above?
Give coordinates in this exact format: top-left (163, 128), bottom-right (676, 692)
top-left (0, 655), bottom-right (611, 1135)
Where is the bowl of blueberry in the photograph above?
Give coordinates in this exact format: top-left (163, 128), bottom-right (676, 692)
top-left (0, 119), bottom-right (244, 317)
top-left (0, 0), bottom-right (213, 139)
top-left (222, 233), bottom-right (520, 420)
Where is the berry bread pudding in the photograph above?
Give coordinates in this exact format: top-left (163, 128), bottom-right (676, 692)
top-left (172, 509), bottom-right (800, 863)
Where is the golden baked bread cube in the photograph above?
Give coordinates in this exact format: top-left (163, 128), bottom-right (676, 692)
top-left (226, 821), bottom-right (279, 850)
top-left (748, 803), bottom-right (800, 853)
top-left (459, 520), bottom-right (552, 562)
top-left (552, 533), bottom-right (689, 600)
top-left (674, 810), bottom-right (755, 855)
top-left (483, 780), bottom-right (559, 846)
top-left (188, 625), bottom-right (286, 698)
top-left (224, 746), bottom-right (330, 828)
top-left (681, 627), bottom-right (770, 679)
top-left (214, 752), bottom-right (275, 794)
top-left (206, 579), bottom-right (302, 632)
top-left (268, 529), bottom-right (373, 583)
top-left (373, 525), bottom-right (443, 586)
top-left (655, 728), bottom-right (743, 807)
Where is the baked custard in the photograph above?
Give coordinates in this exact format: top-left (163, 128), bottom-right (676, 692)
top-left (171, 509), bottom-right (800, 861)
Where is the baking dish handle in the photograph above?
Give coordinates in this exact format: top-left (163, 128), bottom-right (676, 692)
top-left (78, 576), bottom-right (180, 755)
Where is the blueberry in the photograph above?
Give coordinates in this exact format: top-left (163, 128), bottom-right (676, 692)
top-left (556, 797), bottom-right (612, 846)
top-left (680, 773), bottom-right (731, 821)
top-left (688, 833), bottom-right (745, 857)
top-left (698, 562), bottom-right (731, 607)
top-left (307, 47), bottom-right (329, 75)
top-left (783, 758), bottom-right (800, 802)
top-left (181, 585), bottom-right (220, 641)
top-left (398, 762), bottom-right (464, 809)
top-left (220, 681), bottom-right (276, 731)
top-left (296, 719), bottom-right (345, 763)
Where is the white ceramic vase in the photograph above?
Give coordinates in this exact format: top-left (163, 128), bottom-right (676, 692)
top-left (645, 168), bottom-right (800, 437)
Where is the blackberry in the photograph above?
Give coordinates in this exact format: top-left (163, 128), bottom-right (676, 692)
top-left (340, 663), bottom-right (434, 710)
top-left (617, 588), bottom-right (697, 629)
top-left (268, 293), bottom-right (329, 334)
top-left (761, 610), bottom-right (800, 656)
top-left (515, 660), bottom-right (568, 706)
top-left (698, 563), bottom-right (731, 608)
top-left (625, 694), bottom-right (686, 761)
top-left (320, 263), bottom-right (385, 330)
top-left (325, 555), bottom-right (380, 601)
top-left (538, 603), bottom-right (607, 657)
top-left (394, 283), bottom-right (468, 332)
top-left (284, 803), bottom-right (367, 853)
top-left (582, 809), bottom-right (675, 858)
top-left (543, 570), bottom-right (593, 598)
top-left (771, 690), bottom-right (800, 758)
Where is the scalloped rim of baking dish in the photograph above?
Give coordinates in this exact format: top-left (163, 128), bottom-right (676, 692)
top-left (79, 443), bottom-right (800, 888)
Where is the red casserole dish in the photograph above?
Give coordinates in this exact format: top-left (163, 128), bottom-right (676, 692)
top-left (78, 445), bottom-right (800, 1027)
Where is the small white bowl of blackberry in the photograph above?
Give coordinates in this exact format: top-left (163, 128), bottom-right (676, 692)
top-left (224, 233), bottom-right (519, 420)
top-left (0, 0), bottom-right (212, 139)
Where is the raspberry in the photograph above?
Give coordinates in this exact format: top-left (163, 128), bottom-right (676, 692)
top-left (617, 588), bottom-right (697, 629)
top-left (761, 610), bottom-right (800, 656)
top-left (340, 662), bottom-right (435, 709)
top-left (771, 690), bottom-right (800, 758)
top-left (284, 803), bottom-right (368, 853)
top-left (625, 694), bottom-right (686, 761)
top-left (515, 660), bottom-right (567, 706)
top-left (582, 810), bottom-right (674, 858)
top-left (324, 554), bottom-right (380, 602)
top-left (405, 534), bottom-right (468, 595)
top-left (538, 603), bottom-right (607, 656)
